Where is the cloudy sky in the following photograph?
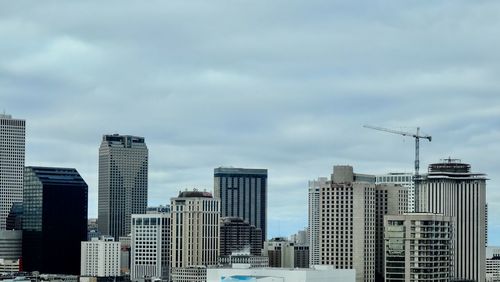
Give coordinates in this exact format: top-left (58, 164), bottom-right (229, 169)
top-left (1, 1), bottom-right (500, 242)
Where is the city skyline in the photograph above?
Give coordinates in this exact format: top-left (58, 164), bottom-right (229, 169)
top-left (2, 1), bottom-right (500, 244)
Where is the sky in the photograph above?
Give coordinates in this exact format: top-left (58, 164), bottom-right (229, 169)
top-left (1, 1), bottom-right (500, 242)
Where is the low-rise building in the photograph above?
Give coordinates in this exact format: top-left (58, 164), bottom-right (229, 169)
top-left (80, 236), bottom-right (121, 277)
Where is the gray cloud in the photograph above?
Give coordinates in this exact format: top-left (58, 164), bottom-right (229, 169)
top-left (1, 0), bottom-right (500, 240)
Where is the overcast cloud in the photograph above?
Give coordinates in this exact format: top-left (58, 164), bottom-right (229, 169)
top-left (1, 0), bottom-right (500, 242)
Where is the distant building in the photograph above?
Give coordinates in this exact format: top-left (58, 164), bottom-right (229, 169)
top-left (119, 236), bottom-right (131, 276)
top-left (0, 114), bottom-right (25, 229)
top-left (88, 218), bottom-right (101, 241)
top-left (22, 166), bottom-right (88, 275)
top-left (417, 159), bottom-right (487, 281)
top-left (290, 227), bottom-right (309, 246)
top-left (81, 236), bottom-right (120, 277)
top-left (214, 167), bottom-right (267, 244)
top-left (219, 250), bottom-right (269, 268)
top-left (171, 266), bottom-right (207, 282)
top-left (375, 173), bottom-right (414, 211)
top-left (263, 237), bottom-right (309, 268)
top-left (384, 213), bottom-right (453, 281)
top-left (220, 217), bottom-right (262, 257)
top-left (206, 265), bottom-right (356, 282)
top-left (98, 134), bottom-right (148, 240)
top-left (130, 211), bottom-right (170, 282)
top-left (0, 230), bottom-right (22, 261)
top-left (486, 247), bottom-right (500, 282)
top-left (308, 177), bottom-right (328, 266)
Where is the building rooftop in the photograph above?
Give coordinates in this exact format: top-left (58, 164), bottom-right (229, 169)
top-left (26, 166), bottom-right (87, 186)
top-left (177, 190), bottom-right (213, 198)
top-left (214, 167), bottom-right (267, 176)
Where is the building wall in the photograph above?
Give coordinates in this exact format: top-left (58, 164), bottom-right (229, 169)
top-left (0, 230), bottom-right (22, 260)
top-left (170, 192), bottom-right (220, 269)
top-left (308, 177), bottom-right (327, 266)
top-left (81, 237), bottom-right (121, 277)
top-left (130, 213), bottom-right (170, 281)
top-left (0, 114), bottom-right (25, 229)
top-left (214, 167), bottom-right (267, 245)
top-left (384, 213), bottom-right (453, 282)
top-left (98, 134), bottom-right (148, 240)
top-left (375, 173), bottom-right (414, 212)
top-left (220, 217), bottom-right (262, 257)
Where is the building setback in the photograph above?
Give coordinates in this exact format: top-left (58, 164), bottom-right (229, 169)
top-left (384, 213), bottom-right (453, 281)
top-left (214, 167), bottom-right (267, 244)
top-left (98, 134), bottom-right (148, 240)
top-left (417, 159), bottom-right (487, 281)
top-left (22, 166), bottom-right (88, 275)
top-left (0, 114), bottom-right (25, 229)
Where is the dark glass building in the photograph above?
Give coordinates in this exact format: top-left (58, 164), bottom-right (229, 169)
top-left (6, 202), bottom-right (23, 230)
top-left (214, 167), bottom-right (267, 245)
top-left (220, 217), bottom-right (262, 256)
top-left (22, 166), bottom-right (88, 275)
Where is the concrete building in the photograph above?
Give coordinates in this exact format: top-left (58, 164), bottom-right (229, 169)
top-left (486, 247), bottom-right (500, 282)
top-left (384, 213), bottom-right (453, 282)
top-left (206, 265), bottom-right (356, 282)
top-left (0, 258), bottom-right (20, 273)
top-left (319, 165), bottom-right (376, 282)
top-left (290, 227), bottom-right (308, 246)
top-left (374, 184), bottom-right (408, 281)
top-left (119, 236), bottom-right (131, 276)
top-left (81, 236), bottom-right (121, 277)
top-left (308, 177), bottom-right (328, 266)
top-left (417, 159), bottom-right (487, 281)
top-left (219, 250), bottom-right (269, 268)
top-left (263, 237), bottom-right (309, 268)
top-left (0, 230), bottom-right (22, 261)
top-left (376, 173), bottom-right (414, 212)
top-left (171, 266), bottom-right (207, 282)
top-left (98, 134), bottom-right (148, 240)
top-left (220, 217), bottom-right (262, 257)
top-left (0, 114), bottom-right (25, 230)
top-left (22, 166), bottom-right (88, 275)
top-left (214, 167), bottom-right (267, 245)
top-left (170, 190), bottom-right (220, 271)
top-left (130, 211), bottom-right (170, 282)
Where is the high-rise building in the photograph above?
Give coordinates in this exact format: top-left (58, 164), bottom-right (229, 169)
top-left (81, 236), bottom-right (121, 277)
top-left (308, 177), bottom-right (328, 266)
top-left (384, 213), bottom-right (453, 281)
top-left (486, 247), bottom-right (500, 282)
top-left (417, 159), bottom-right (487, 281)
top-left (220, 217), bottom-right (262, 257)
top-left (130, 211), bottom-right (170, 282)
top-left (263, 237), bottom-right (309, 268)
top-left (6, 202), bottom-right (23, 230)
top-left (375, 173), bottom-right (414, 211)
top-left (214, 167), bottom-right (267, 244)
top-left (98, 134), bottom-right (148, 240)
top-left (0, 114), bottom-right (25, 229)
top-left (170, 191), bottom-right (219, 270)
top-left (319, 165), bottom-right (376, 282)
top-left (374, 183), bottom-right (408, 281)
top-left (22, 166), bottom-right (88, 275)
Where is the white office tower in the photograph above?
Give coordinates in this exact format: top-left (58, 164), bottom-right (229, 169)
top-left (384, 213), bottom-right (453, 281)
top-left (320, 166), bottom-right (375, 282)
top-left (376, 173), bottom-right (414, 211)
top-left (80, 236), bottom-right (121, 277)
top-left (486, 247), bottom-right (500, 282)
top-left (170, 190), bottom-right (219, 281)
top-left (98, 134), bottom-right (148, 240)
top-left (417, 159), bottom-right (487, 281)
top-left (308, 177), bottom-right (328, 266)
top-left (131, 212), bottom-right (170, 282)
top-left (0, 114), bottom-right (25, 229)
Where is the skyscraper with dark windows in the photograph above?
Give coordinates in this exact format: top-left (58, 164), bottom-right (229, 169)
top-left (22, 166), bottom-right (88, 275)
top-left (0, 114), bottom-right (25, 230)
top-left (219, 217), bottom-right (262, 257)
top-left (98, 134), bottom-right (148, 240)
top-left (214, 167), bottom-right (267, 245)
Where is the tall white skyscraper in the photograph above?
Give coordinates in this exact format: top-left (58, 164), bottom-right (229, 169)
top-left (375, 172), bottom-right (414, 211)
top-left (170, 191), bottom-right (220, 270)
top-left (98, 134), bottom-right (148, 240)
top-left (130, 211), bottom-right (170, 282)
top-left (0, 114), bottom-right (25, 230)
top-left (417, 159), bottom-right (487, 281)
top-left (308, 177), bottom-right (328, 266)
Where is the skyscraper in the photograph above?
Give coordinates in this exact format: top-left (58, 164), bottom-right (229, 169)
top-left (170, 191), bottom-right (219, 270)
top-left (375, 172), bottom-right (414, 211)
top-left (219, 217), bottom-right (262, 257)
top-left (308, 177), bottom-right (328, 266)
top-left (214, 167), bottom-right (267, 244)
top-left (0, 114), bottom-right (25, 229)
top-left (98, 134), bottom-right (148, 240)
top-left (417, 159), bottom-right (487, 281)
top-left (22, 166), bottom-right (88, 275)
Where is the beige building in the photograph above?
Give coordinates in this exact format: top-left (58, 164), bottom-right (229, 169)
top-left (263, 237), bottom-right (309, 268)
top-left (384, 213), bottom-right (453, 282)
top-left (308, 177), bottom-right (328, 266)
top-left (170, 190), bottom-right (220, 278)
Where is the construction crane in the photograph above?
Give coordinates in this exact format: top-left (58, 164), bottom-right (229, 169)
top-left (363, 125), bottom-right (432, 179)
